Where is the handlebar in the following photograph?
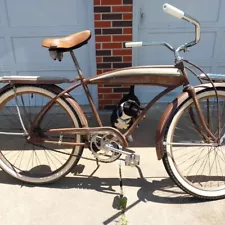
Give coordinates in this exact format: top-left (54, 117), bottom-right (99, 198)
top-left (163, 4), bottom-right (184, 19)
top-left (125, 41), bottom-right (174, 51)
top-left (125, 3), bottom-right (201, 60)
top-left (163, 3), bottom-right (200, 49)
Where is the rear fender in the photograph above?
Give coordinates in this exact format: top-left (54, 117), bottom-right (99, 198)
top-left (45, 84), bottom-right (88, 128)
top-left (155, 83), bottom-right (225, 160)
top-left (0, 84), bottom-right (88, 128)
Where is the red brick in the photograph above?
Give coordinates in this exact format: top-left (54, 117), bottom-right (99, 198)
top-left (113, 35), bottom-right (132, 42)
top-left (95, 14), bottom-right (101, 20)
top-left (99, 87), bottom-right (113, 93)
top-left (102, 43), bottom-right (122, 49)
top-left (97, 63), bottom-right (112, 69)
top-left (99, 99), bottom-right (113, 105)
top-left (99, 105), bottom-right (104, 110)
top-left (96, 43), bottom-right (101, 49)
top-left (101, 0), bottom-right (122, 5)
top-left (123, 0), bottom-right (133, 4)
top-left (103, 69), bottom-right (113, 73)
top-left (123, 28), bottom-right (132, 34)
top-left (98, 94), bottom-right (104, 99)
top-left (95, 35), bottom-right (111, 42)
top-left (95, 21), bottom-right (111, 28)
top-left (97, 70), bottom-right (103, 74)
top-left (123, 56), bottom-right (132, 62)
top-left (123, 13), bottom-right (132, 20)
top-left (94, 0), bottom-right (101, 5)
top-left (123, 85), bottom-right (132, 88)
top-left (113, 49), bottom-right (132, 55)
top-left (104, 94), bottom-right (122, 99)
top-left (112, 6), bottom-right (132, 12)
top-left (112, 99), bottom-right (120, 104)
top-left (96, 57), bottom-right (103, 63)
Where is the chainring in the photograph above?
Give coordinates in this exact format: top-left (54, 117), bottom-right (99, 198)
top-left (89, 133), bottom-right (122, 163)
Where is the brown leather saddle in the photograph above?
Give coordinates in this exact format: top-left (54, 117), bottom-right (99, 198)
top-left (42, 30), bottom-right (91, 51)
top-left (42, 30), bottom-right (91, 60)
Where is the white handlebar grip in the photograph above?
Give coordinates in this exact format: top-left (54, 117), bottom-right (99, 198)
top-left (125, 42), bottom-right (143, 48)
top-left (163, 3), bottom-right (184, 19)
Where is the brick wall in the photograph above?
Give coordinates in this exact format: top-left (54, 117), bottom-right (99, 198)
top-left (94, 0), bottom-right (133, 110)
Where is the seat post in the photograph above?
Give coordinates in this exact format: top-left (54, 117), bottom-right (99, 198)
top-left (70, 50), bottom-right (103, 126)
top-left (70, 50), bottom-right (84, 79)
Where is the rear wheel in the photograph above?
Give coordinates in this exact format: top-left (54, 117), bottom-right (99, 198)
top-left (0, 85), bottom-right (83, 184)
top-left (163, 88), bottom-right (225, 199)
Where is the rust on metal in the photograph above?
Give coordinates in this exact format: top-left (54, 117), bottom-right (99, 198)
top-left (87, 65), bottom-right (185, 86)
top-left (185, 85), bottom-right (217, 141)
top-left (43, 140), bottom-right (86, 147)
top-left (29, 82), bottom-right (88, 138)
top-left (184, 59), bottom-right (221, 140)
top-left (155, 82), bottom-right (225, 160)
top-left (124, 86), bottom-right (178, 137)
top-left (70, 51), bottom-right (103, 127)
top-left (47, 127), bottom-right (128, 147)
top-left (188, 107), bottom-right (209, 141)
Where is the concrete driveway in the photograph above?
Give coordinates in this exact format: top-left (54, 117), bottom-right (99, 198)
top-left (0, 108), bottom-right (225, 225)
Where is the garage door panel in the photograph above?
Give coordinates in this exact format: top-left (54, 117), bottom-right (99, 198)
top-left (138, 0), bottom-right (222, 28)
top-left (218, 67), bottom-right (225, 74)
top-left (135, 1), bottom-right (224, 103)
top-left (12, 36), bottom-right (89, 65)
top-left (0, 0), bottom-right (95, 105)
top-left (12, 37), bottom-right (51, 64)
top-left (6, 0), bottom-right (87, 27)
top-left (219, 32), bottom-right (225, 58)
top-left (135, 86), bottom-right (183, 103)
top-left (17, 70), bottom-right (88, 103)
top-left (0, 37), bottom-right (14, 64)
top-left (0, 1), bottom-right (8, 27)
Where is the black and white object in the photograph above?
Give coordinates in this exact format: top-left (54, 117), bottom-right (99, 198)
top-left (113, 102), bottom-right (133, 130)
top-left (111, 86), bottom-right (141, 131)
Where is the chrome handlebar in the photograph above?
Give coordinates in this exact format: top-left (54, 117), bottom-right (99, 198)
top-left (125, 3), bottom-right (201, 61)
top-left (163, 3), bottom-right (200, 49)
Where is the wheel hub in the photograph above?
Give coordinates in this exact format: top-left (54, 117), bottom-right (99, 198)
top-left (33, 126), bottom-right (45, 138)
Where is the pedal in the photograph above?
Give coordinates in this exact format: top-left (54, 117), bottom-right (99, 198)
top-left (125, 154), bottom-right (140, 167)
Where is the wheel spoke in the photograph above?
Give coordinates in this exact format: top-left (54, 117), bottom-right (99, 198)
top-left (164, 90), bottom-right (225, 199)
top-left (0, 86), bottom-right (82, 183)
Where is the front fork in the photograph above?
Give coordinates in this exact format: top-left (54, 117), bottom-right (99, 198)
top-left (184, 85), bottom-right (219, 143)
top-left (177, 61), bottom-right (220, 143)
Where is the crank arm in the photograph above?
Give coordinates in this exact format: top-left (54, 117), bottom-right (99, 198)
top-left (104, 143), bottom-right (140, 167)
top-left (104, 143), bottom-right (135, 156)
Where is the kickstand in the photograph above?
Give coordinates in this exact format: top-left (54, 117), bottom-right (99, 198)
top-left (117, 159), bottom-right (127, 212)
top-left (88, 158), bottom-right (100, 177)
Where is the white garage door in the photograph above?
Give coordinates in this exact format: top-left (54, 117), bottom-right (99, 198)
top-left (0, 0), bottom-right (96, 105)
top-left (133, 0), bottom-right (225, 103)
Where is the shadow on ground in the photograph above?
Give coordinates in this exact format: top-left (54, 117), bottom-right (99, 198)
top-left (0, 106), bottom-right (214, 225)
top-left (0, 164), bottom-right (207, 205)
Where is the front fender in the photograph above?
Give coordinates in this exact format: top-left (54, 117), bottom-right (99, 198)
top-left (155, 82), bottom-right (225, 160)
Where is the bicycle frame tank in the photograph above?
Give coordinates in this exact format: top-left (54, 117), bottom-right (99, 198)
top-left (87, 65), bottom-right (185, 87)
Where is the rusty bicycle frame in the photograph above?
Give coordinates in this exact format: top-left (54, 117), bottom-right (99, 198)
top-left (21, 48), bottom-right (221, 161)
top-left (1, 3), bottom-right (223, 162)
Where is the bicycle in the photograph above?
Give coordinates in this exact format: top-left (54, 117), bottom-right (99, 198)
top-left (0, 3), bottom-right (225, 200)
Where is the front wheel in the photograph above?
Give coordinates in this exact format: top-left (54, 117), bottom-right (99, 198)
top-left (0, 85), bottom-right (84, 184)
top-left (163, 88), bottom-right (225, 199)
